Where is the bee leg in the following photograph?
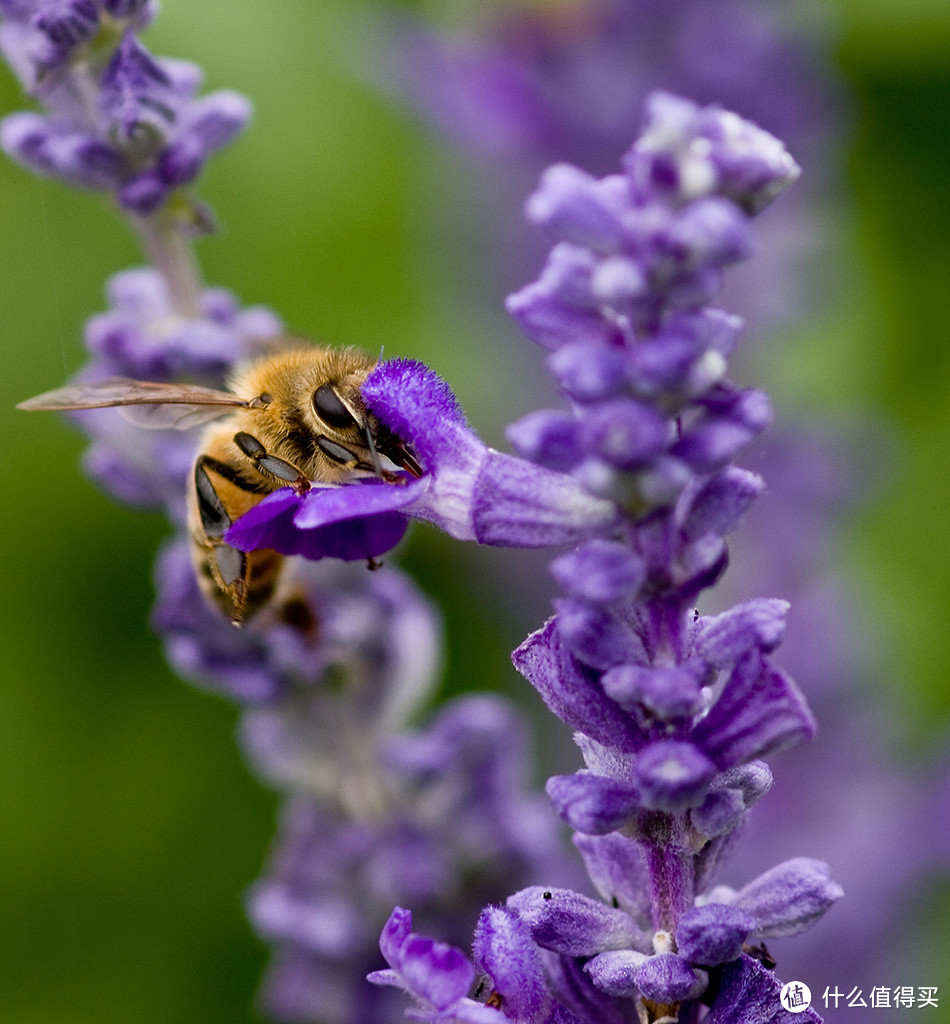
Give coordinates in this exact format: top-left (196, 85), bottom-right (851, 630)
top-left (315, 434), bottom-right (361, 470)
top-left (233, 431), bottom-right (311, 493)
top-left (194, 458), bottom-right (249, 626)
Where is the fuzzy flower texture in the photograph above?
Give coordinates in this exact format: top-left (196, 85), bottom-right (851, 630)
top-left (357, 95), bottom-right (842, 1024)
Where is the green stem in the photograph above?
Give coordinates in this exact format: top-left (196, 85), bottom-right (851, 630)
top-left (133, 212), bottom-right (204, 319)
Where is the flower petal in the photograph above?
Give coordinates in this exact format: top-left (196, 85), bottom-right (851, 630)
top-left (546, 772), bottom-right (641, 835)
top-left (472, 449), bottom-right (618, 547)
top-left (507, 886), bottom-right (640, 958)
top-left (675, 903), bottom-right (755, 967)
top-left (734, 858), bottom-right (843, 939)
top-left (633, 952), bottom-right (704, 1004)
top-left (473, 907), bottom-right (551, 1024)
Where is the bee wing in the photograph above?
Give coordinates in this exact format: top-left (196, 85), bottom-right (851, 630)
top-left (17, 376), bottom-right (252, 431)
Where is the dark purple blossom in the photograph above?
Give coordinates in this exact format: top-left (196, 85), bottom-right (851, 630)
top-left (368, 909), bottom-right (501, 1024)
top-left (225, 357), bottom-right (618, 563)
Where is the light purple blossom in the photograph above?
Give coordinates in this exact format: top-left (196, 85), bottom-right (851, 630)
top-left (68, 267), bottom-right (283, 517)
top-left (369, 908), bottom-right (499, 1024)
top-left (377, 94), bottom-right (839, 1024)
top-left (0, 3), bottom-right (249, 216)
top-left (381, 0), bottom-right (837, 330)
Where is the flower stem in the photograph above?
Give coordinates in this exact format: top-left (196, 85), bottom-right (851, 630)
top-left (132, 211), bottom-right (204, 319)
top-left (646, 840), bottom-right (693, 933)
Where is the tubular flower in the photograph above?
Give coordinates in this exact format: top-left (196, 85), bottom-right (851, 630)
top-left (226, 357), bottom-right (618, 563)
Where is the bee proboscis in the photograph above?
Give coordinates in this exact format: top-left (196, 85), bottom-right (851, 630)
top-left (19, 343), bottom-right (422, 626)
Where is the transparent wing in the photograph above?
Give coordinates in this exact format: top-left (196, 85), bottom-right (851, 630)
top-left (17, 376), bottom-right (252, 430)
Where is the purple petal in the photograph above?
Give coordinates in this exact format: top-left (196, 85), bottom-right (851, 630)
top-left (681, 467), bottom-right (763, 540)
top-left (400, 933), bottom-right (475, 1010)
top-left (224, 488), bottom-right (302, 551)
top-left (690, 787), bottom-right (746, 839)
top-left (674, 903), bottom-right (755, 967)
top-left (379, 906), bottom-right (413, 968)
top-left (734, 858), bottom-right (843, 939)
top-left (692, 598), bottom-right (789, 666)
top-left (525, 163), bottom-right (627, 251)
top-left (473, 907), bottom-right (551, 1024)
top-left (225, 484), bottom-right (414, 562)
top-left (667, 196), bottom-right (752, 268)
top-left (705, 954), bottom-right (822, 1023)
top-left (547, 340), bottom-right (629, 403)
top-left (293, 479), bottom-right (423, 529)
top-left (553, 598), bottom-right (644, 671)
top-left (512, 620), bottom-right (640, 751)
top-left (579, 399), bottom-right (671, 469)
top-left (631, 740), bottom-right (717, 811)
top-left (290, 513), bottom-right (410, 562)
top-left (601, 662), bottom-right (705, 722)
top-left (546, 772), bottom-right (641, 835)
top-left (506, 409), bottom-right (583, 469)
top-left (472, 450), bottom-right (617, 547)
top-left (362, 358), bottom-right (467, 465)
top-left (584, 949), bottom-right (648, 997)
top-left (507, 886), bottom-right (640, 958)
top-left (549, 540), bottom-right (646, 605)
top-left (33, 0), bottom-right (99, 49)
top-left (632, 952), bottom-right (703, 1003)
top-left (572, 833), bottom-right (652, 923)
top-left (506, 278), bottom-right (614, 351)
top-left (691, 650), bottom-right (816, 769)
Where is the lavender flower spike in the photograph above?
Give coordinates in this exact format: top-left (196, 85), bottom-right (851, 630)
top-left (376, 95), bottom-right (840, 1024)
top-left (226, 357), bottom-right (618, 562)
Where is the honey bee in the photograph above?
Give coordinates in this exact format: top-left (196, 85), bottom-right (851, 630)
top-left (19, 343), bottom-right (422, 626)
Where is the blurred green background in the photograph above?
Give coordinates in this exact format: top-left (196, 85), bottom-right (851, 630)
top-left (1, 1), bottom-right (949, 1021)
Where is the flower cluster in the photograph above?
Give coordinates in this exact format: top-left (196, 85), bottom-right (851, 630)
top-left (384, 0), bottom-right (835, 332)
top-left (388, 3), bottom-right (950, 1014)
top-left (75, 266), bottom-right (284, 516)
top-left (5, 4), bottom-right (853, 1023)
top-left (371, 94), bottom-right (841, 1024)
top-left (0, 0), bottom-right (249, 219)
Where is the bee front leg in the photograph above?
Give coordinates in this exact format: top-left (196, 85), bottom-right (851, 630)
top-left (233, 431), bottom-right (311, 493)
top-left (193, 457), bottom-right (249, 626)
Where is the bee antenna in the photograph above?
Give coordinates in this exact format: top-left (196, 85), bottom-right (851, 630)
top-left (363, 416), bottom-right (383, 478)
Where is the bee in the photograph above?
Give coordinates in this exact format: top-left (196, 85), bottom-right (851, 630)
top-left (19, 343), bottom-right (422, 626)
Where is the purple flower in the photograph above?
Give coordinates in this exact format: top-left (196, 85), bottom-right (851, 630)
top-left (0, 5), bottom-right (248, 216)
top-left (706, 954), bottom-right (823, 1023)
top-left (368, 909), bottom-right (499, 1023)
top-left (500, 862), bottom-right (838, 1010)
top-left (225, 357), bottom-right (618, 563)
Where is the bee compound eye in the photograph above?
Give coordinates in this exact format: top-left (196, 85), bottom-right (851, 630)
top-left (313, 383), bottom-right (357, 429)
